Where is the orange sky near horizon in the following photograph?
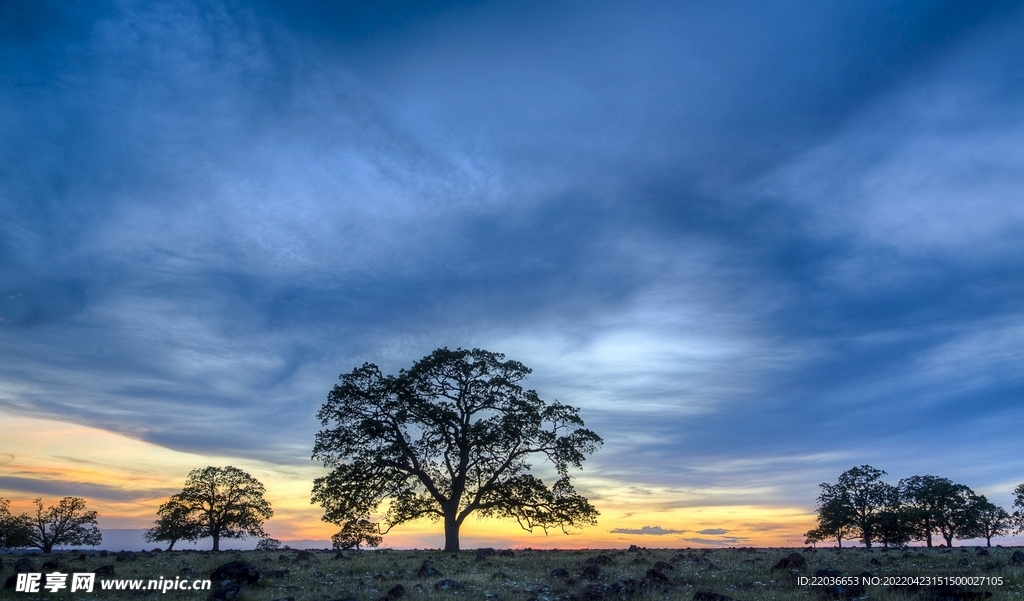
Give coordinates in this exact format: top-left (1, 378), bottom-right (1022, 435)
top-left (0, 410), bottom-right (817, 549)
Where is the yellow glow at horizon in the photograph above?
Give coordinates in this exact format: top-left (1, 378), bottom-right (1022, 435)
top-left (0, 410), bottom-right (816, 547)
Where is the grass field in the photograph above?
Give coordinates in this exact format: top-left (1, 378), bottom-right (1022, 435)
top-left (2, 545), bottom-right (1021, 601)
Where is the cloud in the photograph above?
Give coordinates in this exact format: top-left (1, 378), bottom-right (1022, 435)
top-left (610, 525), bottom-right (686, 536)
top-left (697, 529), bottom-right (730, 535)
top-left (0, 476), bottom-right (176, 503)
top-left (683, 536), bottom-right (749, 546)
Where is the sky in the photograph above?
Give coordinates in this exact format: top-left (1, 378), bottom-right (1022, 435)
top-left (2, 0), bottom-right (1024, 550)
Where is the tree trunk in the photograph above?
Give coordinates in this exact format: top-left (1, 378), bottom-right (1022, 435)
top-left (943, 533), bottom-right (953, 547)
top-left (443, 514), bottom-right (460, 552)
top-left (986, 536), bottom-right (992, 547)
top-left (167, 540), bottom-right (176, 551)
top-left (212, 533), bottom-right (220, 551)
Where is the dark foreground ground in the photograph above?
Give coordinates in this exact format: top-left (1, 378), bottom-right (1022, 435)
top-left (2, 545), bottom-right (1022, 601)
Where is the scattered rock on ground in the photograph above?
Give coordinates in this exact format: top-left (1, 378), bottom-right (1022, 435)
top-left (210, 560), bottom-right (262, 585)
top-left (417, 560), bottom-right (443, 578)
top-left (770, 552), bottom-right (806, 571)
top-left (434, 579), bottom-right (463, 591)
top-left (550, 568), bottom-right (570, 579)
top-left (693, 591), bottom-right (734, 601)
top-left (386, 584), bottom-right (406, 598)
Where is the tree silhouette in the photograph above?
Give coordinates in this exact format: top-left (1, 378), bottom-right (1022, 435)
top-left (26, 497), bottom-right (102, 553)
top-left (966, 494), bottom-right (1011, 547)
top-left (0, 498), bottom-right (32, 549)
top-left (312, 347), bottom-right (602, 551)
top-left (144, 497), bottom-right (203, 551)
top-left (331, 519), bottom-right (382, 550)
top-left (1013, 483), bottom-right (1024, 534)
top-left (806, 487), bottom-right (856, 547)
top-left (818, 465), bottom-right (892, 548)
top-left (167, 466), bottom-right (273, 551)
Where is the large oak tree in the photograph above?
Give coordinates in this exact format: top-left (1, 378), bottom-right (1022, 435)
top-left (312, 348), bottom-right (602, 551)
top-left (169, 466), bottom-right (273, 551)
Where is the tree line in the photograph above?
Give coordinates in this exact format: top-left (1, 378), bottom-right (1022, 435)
top-left (807, 465), bottom-right (1024, 548)
top-left (0, 348), bottom-right (602, 553)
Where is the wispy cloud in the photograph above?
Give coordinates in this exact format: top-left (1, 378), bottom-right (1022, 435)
top-left (610, 525), bottom-right (686, 536)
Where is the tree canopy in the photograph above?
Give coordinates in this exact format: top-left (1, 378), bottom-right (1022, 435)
top-left (26, 497), bottom-right (102, 553)
top-left (144, 497), bottom-right (204, 551)
top-left (0, 498), bottom-right (32, 549)
top-left (165, 466), bottom-right (274, 551)
top-left (331, 518), bottom-right (382, 550)
top-left (312, 347), bottom-right (602, 551)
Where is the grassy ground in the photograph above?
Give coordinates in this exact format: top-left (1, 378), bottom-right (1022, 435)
top-left (1, 545), bottom-right (1021, 601)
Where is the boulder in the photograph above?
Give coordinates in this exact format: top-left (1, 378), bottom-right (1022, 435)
top-left (770, 552), bottom-right (806, 571)
top-left (115, 550), bottom-right (136, 562)
top-left (95, 565), bottom-right (115, 577)
top-left (1010, 551), bottom-right (1024, 565)
top-left (644, 569), bottom-right (672, 585)
top-left (295, 550), bottom-right (314, 561)
top-left (386, 583), bottom-right (406, 598)
top-left (581, 564), bottom-right (603, 580)
top-left (498, 549), bottom-right (515, 557)
top-left (550, 568), bottom-right (571, 579)
top-left (653, 560), bottom-right (675, 571)
top-left (417, 560), bottom-right (443, 578)
top-left (585, 555), bottom-right (615, 566)
top-left (210, 560), bottom-right (262, 585)
top-left (14, 558), bottom-right (37, 574)
top-left (693, 591), bottom-right (734, 601)
top-left (434, 579), bottom-right (463, 591)
top-left (475, 548), bottom-right (497, 560)
top-left (815, 567), bottom-right (840, 578)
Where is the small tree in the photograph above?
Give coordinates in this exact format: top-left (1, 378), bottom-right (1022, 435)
top-left (27, 497), bottom-right (102, 553)
top-left (169, 466), bottom-right (274, 551)
top-left (144, 497), bottom-right (203, 551)
top-left (312, 348), bottom-right (602, 551)
top-left (806, 486), bottom-right (857, 548)
top-left (331, 519), bottom-right (382, 550)
top-left (825, 465), bottom-right (893, 548)
top-left (965, 494), bottom-right (1011, 547)
top-left (0, 498), bottom-right (32, 549)
top-left (255, 537), bottom-right (282, 551)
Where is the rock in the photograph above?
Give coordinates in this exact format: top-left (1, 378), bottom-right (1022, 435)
top-left (279, 554), bottom-right (291, 562)
top-left (386, 583), bottom-right (406, 598)
top-left (585, 555), bottom-right (615, 566)
top-left (815, 567), bottom-right (841, 578)
top-left (95, 565), bottom-right (115, 577)
top-left (492, 572), bottom-right (510, 580)
top-left (116, 550), bottom-right (136, 562)
top-left (151, 548), bottom-right (163, 553)
top-left (498, 549), bottom-right (515, 557)
top-left (550, 568), bottom-right (571, 579)
top-left (475, 548), bottom-right (497, 560)
top-left (181, 567), bottom-right (199, 578)
top-left (207, 581), bottom-right (243, 601)
top-left (4, 575), bottom-right (17, 590)
top-left (42, 559), bottom-right (61, 570)
top-left (0, 557), bottom-right (3, 572)
top-left (271, 598), bottom-right (295, 601)
top-left (14, 558), bottom-right (37, 573)
top-left (211, 560), bottom-right (262, 585)
top-left (268, 569), bottom-right (289, 578)
top-left (627, 544), bottom-right (640, 552)
top-left (957, 558), bottom-right (969, 566)
top-left (333, 552), bottom-right (347, 560)
top-left (581, 564), bottom-right (603, 580)
top-left (644, 569), bottom-right (672, 585)
top-left (653, 560), bottom-right (676, 571)
top-left (98, 550), bottom-right (109, 558)
top-left (869, 558), bottom-right (881, 565)
top-left (976, 548), bottom-right (989, 556)
top-left (693, 591), bottom-right (734, 601)
top-left (770, 552), bottom-right (806, 571)
top-left (295, 550), bottom-right (314, 561)
top-left (1011, 551), bottom-right (1024, 565)
top-left (417, 560), bottom-right (443, 577)
top-left (434, 579), bottom-right (463, 591)
top-left (610, 579), bottom-right (644, 594)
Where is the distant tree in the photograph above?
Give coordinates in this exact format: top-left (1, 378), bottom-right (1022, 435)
top-left (806, 486), bottom-right (857, 547)
top-left (26, 497), bottom-right (102, 553)
top-left (964, 494), bottom-right (1011, 547)
top-left (312, 348), bottom-right (602, 552)
top-left (1013, 483), bottom-right (1024, 534)
top-left (825, 465), bottom-right (893, 548)
top-left (255, 537), bottom-right (282, 551)
top-left (144, 497), bottom-right (203, 551)
top-left (331, 519), bottom-right (382, 550)
top-left (0, 498), bottom-right (32, 549)
top-left (930, 482), bottom-right (975, 547)
top-left (873, 487), bottom-right (914, 549)
top-left (899, 475), bottom-right (971, 547)
top-left (169, 466), bottom-right (274, 551)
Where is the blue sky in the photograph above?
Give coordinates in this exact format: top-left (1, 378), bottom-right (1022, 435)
top-left (1, 0), bottom-right (1023, 545)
